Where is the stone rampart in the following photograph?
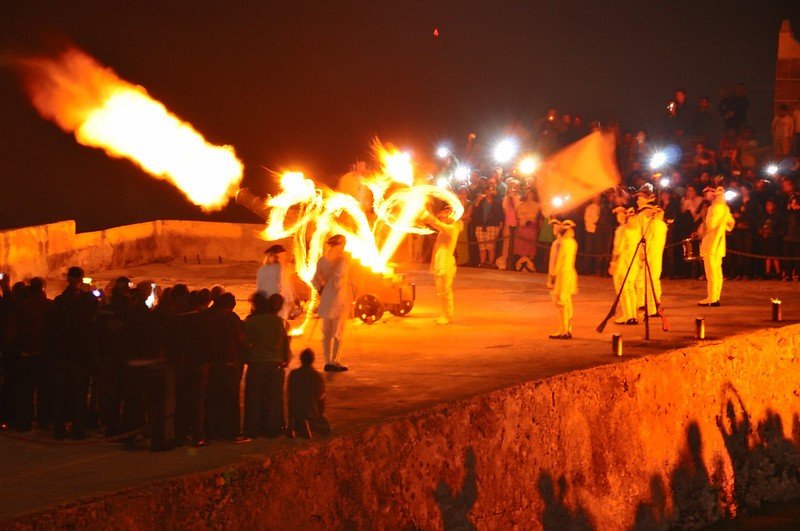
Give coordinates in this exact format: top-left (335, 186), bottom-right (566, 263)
top-left (6, 325), bottom-right (800, 530)
top-left (0, 220), bottom-right (267, 280)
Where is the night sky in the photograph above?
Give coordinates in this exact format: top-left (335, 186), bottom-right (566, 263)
top-left (1, 1), bottom-right (797, 231)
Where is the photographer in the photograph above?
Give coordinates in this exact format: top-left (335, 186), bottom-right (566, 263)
top-left (472, 183), bottom-right (504, 268)
top-left (783, 190), bottom-right (800, 281)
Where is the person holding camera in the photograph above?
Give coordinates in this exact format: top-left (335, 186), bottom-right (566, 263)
top-left (473, 183), bottom-right (504, 268)
top-left (783, 191), bottom-right (800, 282)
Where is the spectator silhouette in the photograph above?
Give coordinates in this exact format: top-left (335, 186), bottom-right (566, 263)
top-left (435, 447), bottom-right (478, 530)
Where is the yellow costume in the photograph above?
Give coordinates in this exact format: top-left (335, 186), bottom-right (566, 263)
top-left (549, 220), bottom-right (578, 339)
top-left (610, 209), bottom-right (640, 324)
top-left (424, 210), bottom-right (463, 324)
top-left (699, 187), bottom-right (735, 305)
top-left (634, 206), bottom-right (668, 315)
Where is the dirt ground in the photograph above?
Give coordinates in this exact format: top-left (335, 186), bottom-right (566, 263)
top-left (1, 262), bottom-right (798, 520)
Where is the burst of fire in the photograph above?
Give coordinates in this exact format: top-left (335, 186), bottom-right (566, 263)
top-left (264, 141), bottom-right (463, 334)
top-left (13, 47), bottom-right (243, 210)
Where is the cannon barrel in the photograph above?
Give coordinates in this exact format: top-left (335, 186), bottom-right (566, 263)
top-left (235, 188), bottom-right (271, 221)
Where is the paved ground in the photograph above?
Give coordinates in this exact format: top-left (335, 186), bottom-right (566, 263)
top-left (1, 262), bottom-right (798, 520)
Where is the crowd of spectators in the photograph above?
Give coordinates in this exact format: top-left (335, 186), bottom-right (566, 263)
top-left (429, 87), bottom-right (800, 280)
top-left (0, 267), bottom-right (330, 449)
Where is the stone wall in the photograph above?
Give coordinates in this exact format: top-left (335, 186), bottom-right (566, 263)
top-left (0, 220), bottom-right (268, 280)
top-left (7, 325), bottom-right (800, 530)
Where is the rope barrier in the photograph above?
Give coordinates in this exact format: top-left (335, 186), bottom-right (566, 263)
top-left (454, 232), bottom-right (799, 261)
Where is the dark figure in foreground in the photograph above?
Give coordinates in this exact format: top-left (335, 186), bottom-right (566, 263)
top-left (243, 293), bottom-right (291, 438)
top-left (49, 267), bottom-right (99, 440)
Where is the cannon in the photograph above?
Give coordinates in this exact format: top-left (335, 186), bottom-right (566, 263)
top-left (235, 188), bottom-right (416, 324)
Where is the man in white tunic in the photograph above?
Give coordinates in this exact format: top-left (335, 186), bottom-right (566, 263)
top-left (698, 186), bottom-right (735, 306)
top-left (256, 244), bottom-right (296, 320)
top-left (634, 202), bottom-right (668, 316)
top-left (311, 235), bottom-right (354, 372)
top-left (609, 207), bottom-right (640, 325)
top-left (421, 206), bottom-right (463, 325)
top-left (548, 220), bottom-right (578, 339)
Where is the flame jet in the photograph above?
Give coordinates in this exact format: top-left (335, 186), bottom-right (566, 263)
top-left (12, 47), bottom-right (243, 210)
top-left (240, 142), bottom-right (464, 334)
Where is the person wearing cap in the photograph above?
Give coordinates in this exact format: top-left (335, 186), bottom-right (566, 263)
top-left (49, 266), bottom-right (99, 439)
top-left (698, 186), bottom-right (735, 306)
top-left (634, 205), bottom-right (668, 316)
top-left (609, 208), bottom-right (640, 325)
top-left (420, 205), bottom-right (463, 325)
top-left (548, 219), bottom-right (578, 339)
top-left (311, 235), bottom-right (354, 372)
top-left (546, 218), bottom-right (562, 289)
top-left (256, 244), bottom-right (295, 320)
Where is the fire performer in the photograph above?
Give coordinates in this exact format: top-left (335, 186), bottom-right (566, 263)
top-left (548, 220), bottom-right (578, 339)
top-left (256, 244), bottom-right (295, 320)
top-left (421, 205), bottom-right (463, 325)
top-left (311, 235), bottom-right (354, 372)
top-left (698, 186), bottom-right (735, 306)
top-left (609, 207), bottom-right (640, 325)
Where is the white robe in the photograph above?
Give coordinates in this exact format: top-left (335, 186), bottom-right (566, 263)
top-left (256, 263), bottom-right (295, 320)
top-left (699, 197), bottom-right (735, 302)
top-left (312, 256), bottom-right (353, 320)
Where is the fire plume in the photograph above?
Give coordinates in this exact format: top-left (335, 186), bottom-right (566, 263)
top-left (263, 142), bottom-right (463, 334)
top-left (14, 47), bottom-right (243, 210)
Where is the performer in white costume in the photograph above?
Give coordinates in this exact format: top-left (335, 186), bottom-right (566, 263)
top-left (609, 207), bottom-right (640, 325)
top-left (548, 220), bottom-right (578, 339)
top-left (634, 203), bottom-right (668, 317)
top-left (698, 186), bottom-right (735, 306)
top-left (311, 235), bottom-right (354, 372)
top-left (256, 244), bottom-right (296, 320)
top-left (421, 206), bottom-right (463, 325)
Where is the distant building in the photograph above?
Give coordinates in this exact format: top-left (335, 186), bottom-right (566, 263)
top-left (775, 20), bottom-right (800, 118)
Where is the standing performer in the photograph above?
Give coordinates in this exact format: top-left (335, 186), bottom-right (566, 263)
top-left (644, 206), bottom-right (668, 316)
top-left (256, 244), bottom-right (296, 320)
top-left (698, 186), bottom-right (735, 306)
top-left (311, 235), bottom-right (354, 372)
top-left (634, 203), bottom-right (667, 317)
top-left (548, 220), bottom-right (578, 339)
top-left (609, 207), bottom-right (640, 325)
top-left (421, 206), bottom-right (463, 325)
top-left (634, 185), bottom-right (656, 314)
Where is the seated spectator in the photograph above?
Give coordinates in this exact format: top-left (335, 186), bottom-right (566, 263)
top-left (287, 348), bottom-right (331, 439)
top-left (690, 142), bottom-right (716, 175)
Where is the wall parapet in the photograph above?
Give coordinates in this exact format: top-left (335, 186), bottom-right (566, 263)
top-left (5, 325), bottom-right (800, 529)
top-left (0, 219), bottom-right (267, 280)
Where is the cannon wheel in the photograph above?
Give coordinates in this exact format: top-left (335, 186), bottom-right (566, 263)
top-left (355, 294), bottom-right (384, 324)
top-left (389, 299), bottom-right (414, 317)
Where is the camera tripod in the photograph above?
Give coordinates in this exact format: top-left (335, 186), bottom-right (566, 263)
top-left (597, 223), bottom-right (669, 339)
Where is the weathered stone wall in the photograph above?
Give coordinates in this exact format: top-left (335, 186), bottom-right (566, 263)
top-left (0, 220), bottom-right (268, 280)
top-left (6, 325), bottom-right (800, 530)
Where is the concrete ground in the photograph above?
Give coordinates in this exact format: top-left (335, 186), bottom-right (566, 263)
top-left (1, 262), bottom-right (798, 520)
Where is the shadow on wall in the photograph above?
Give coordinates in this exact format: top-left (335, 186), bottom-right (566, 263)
top-left (434, 383), bottom-right (800, 530)
top-left (435, 447), bottom-right (478, 531)
top-left (632, 382), bottom-right (800, 529)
